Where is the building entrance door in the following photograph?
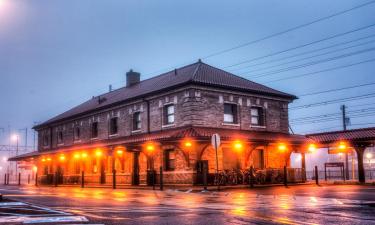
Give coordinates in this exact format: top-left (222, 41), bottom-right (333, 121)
top-left (132, 152), bottom-right (140, 185)
top-left (195, 160), bottom-right (209, 185)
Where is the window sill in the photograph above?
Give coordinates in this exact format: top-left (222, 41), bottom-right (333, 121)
top-left (108, 134), bottom-right (119, 138)
top-left (131, 130), bottom-right (142, 134)
top-left (73, 139), bottom-right (82, 143)
top-left (91, 137), bottom-right (99, 141)
top-left (250, 125), bottom-right (266, 129)
top-left (57, 143), bottom-right (64, 146)
top-left (222, 123), bottom-right (240, 127)
top-left (162, 123), bottom-right (175, 128)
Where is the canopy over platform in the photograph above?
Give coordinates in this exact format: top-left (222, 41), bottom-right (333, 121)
top-left (307, 127), bottom-right (375, 183)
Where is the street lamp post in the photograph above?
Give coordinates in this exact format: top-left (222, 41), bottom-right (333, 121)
top-left (11, 134), bottom-right (19, 180)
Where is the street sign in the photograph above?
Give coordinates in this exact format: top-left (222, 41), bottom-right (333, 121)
top-left (211, 133), bottom-right (221, 150)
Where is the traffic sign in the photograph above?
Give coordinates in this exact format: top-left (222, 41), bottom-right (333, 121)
top-left (211, 133), bottom-right (221, 150)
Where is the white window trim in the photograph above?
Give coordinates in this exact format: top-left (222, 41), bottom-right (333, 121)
top-left (223, 102), bottom-right (238, 124)
top-left (163, 103), bottom-right (175, 126)
top-left (131, 129), bottom-right (142, 134)
top-left (162, 123), bottom-right (176, 128)
top-left (250, 106), bottom-right (266, 127)
top-left (250, 125), bottom-right (266, 129)
top-left (222, 123), bottom-right (240, 127)
top-left (109, 133), bottom-right (119, 138)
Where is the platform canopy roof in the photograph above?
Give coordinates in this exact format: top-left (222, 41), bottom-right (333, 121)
top-left (9, 126), bottom-right (307, 161)
top-left (307, 127), bottom-right (375, 145)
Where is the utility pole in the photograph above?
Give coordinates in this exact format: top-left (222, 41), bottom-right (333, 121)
top-left (341, 105), bottom-right (350, 180)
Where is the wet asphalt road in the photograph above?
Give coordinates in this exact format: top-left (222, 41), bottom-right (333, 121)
top-left (0, 184), bottom-right (375, 225)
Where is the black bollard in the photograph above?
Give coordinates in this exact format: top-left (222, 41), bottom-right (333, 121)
top-left (18, 173), bottom-right (21, 186)
top-left (283, 166), bottom-right (288, 187)
top-left (6, 173), bottom-right (9, 185)
top-left (315, 166), bottom-right (319, 185)
top-left (28, 174), bottom-right (30, 184)
top-left (112, 169), bottom-right (116, 189)
top-left (4, 174), bottom-right (6, 185)
top-left (54, 172), bottom-right (58, 187)
top-left (203, 163), bottom-right (208, 191)
top-left (81, 171), bottom-right (85, 188)
top-left (159, 166), bottom-right (163, 191)
top-left (35, 173), bottom-right (38, 186)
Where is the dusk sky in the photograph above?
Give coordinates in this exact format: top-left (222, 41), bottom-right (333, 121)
top-left (1, 0), bottom-right (375, 151)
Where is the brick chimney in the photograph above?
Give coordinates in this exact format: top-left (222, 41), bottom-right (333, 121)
top-left (126, 69), bottom-right (140, 87)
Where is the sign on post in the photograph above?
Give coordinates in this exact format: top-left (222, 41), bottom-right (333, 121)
top-left (211, 133), bottom-right (221, 191)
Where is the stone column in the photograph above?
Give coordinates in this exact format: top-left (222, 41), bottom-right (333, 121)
top-left (301, 152), bottom-right (306, 182)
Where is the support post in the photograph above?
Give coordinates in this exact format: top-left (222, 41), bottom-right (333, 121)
top-left (355, 145), bottom-right (366, 183)
top-left (203, 162), bottom-right (208, 191)
top-left (18, 173), bottom-right (21, 186)
top-left (6, 173), bottom-right (9, 185)
top-left (28, 174), bottom-right (30, 184)
top-left (4, 174), bottom-right (6, 185)
top-left (315, 166), bottom-right (319, 185)
top-left (301, 153), bottom-right (306, 182)
top-left (81, 171), bottom-right (85, 188)
top-left (35, 173), bottom-right (38, 186)
top-left (112, 169), bottom-right (116, 189)
top-left (283, 166), bottom-right (288, 187)
top-left (54, 171), bottom-right (58, 187)
top-left (159, 166), bottom-right (163, 191)
top-left (249, 166), bottom-right (254, 188)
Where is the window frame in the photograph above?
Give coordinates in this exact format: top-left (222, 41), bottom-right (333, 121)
top-left (109, 117), bottom-right (119, 136)
top-left (164, 149), bottom-right (175, 171)
top-left (43, 133), bottom-right (49, 146)
top-left (250, 106), bottom-right (265, 127)
top-left (133, 111), bottom-right (141, 131)
top-left (91, 122), bottom-right (99, 139)
top-left (163, 104), bottom-right (175, 125)
top-left (57, 130), bottom-right (64, 144)
top-left (74, 126), bottom-right (81, 141)
top-left (223, 103), bottom-right (238, 124)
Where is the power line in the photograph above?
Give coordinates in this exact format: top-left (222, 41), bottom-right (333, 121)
top-left (230, 34), bottom-right (375, 72)
top-left (290, 92), bottom-right (375, 110)
top-left (291, 112), bottom-right (375, 125)
top-left (202, 0), bottom-right (375, 59)
top-left (263, 58), bottom-right (375, 83)
top-left (223, 23), bottom-right (375, 69)
top-left (290, 107), bottom-right (375, 122)
top-left (298, 82), bottom-right (375, 97)
top-left (250, 47), bottom-right (375, 79)
top-left (240, 39), bottom-right (375, 75)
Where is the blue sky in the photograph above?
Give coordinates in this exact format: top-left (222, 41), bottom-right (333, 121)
top-left (1, 0), bottom-right (375, 150)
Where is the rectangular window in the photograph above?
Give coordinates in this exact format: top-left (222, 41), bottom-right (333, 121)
top-left (164, 105), bottom-right (175, 125)
top-left (251, 107), bottom-right (264, 126)
top-left (43, 133), bottom-right (49, 146)
top-left (133, 112), bottom-right (141, 130)
top-left (91, 122), bottom-right (98, 138)
top-left (109, 117), bottom-right (118, 135)
top-left (74, 127), bottom-right (81, 140)
top-left (164, 149), bottom-right (175, 171)
top-left (57, 131), bottom-right (63, 144)
top-left (224, 103), bottom-right (238, 123)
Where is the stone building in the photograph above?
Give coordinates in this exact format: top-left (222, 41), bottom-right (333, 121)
top-left (11, 61), bottom-right (308, 186)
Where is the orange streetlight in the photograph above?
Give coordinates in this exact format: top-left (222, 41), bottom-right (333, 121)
top-left (146, 143), bottom-right (155, 153)
top-left (81, 152), bottom-right (88, 158)
top-left (184, 141), bottom-right (192, 148)
top-left (74, 153), bottom-right (81, 159)
top-left (41, 158), bottom-right (46, 162)
top-left (46, 157), bottom-right (52, 161)
top-left (338, 142), bottom-right (347, 150)
top-left (95, 149), bottom-right (103, 157)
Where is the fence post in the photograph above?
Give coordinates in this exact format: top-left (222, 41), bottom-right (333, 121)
top-left (283, 166), bottom-right (288, 187)
top-left (35, 173), bottom-right (38, 186)
top-left (249, 166), bottom-right (254, 188)
top-left (28, 174), bottom-right (30, 184)
top-left (18, 173), bottom-right (21, 186)
top-left (112, 169), bottom-right (116, 189)
top-left (81, 171), bottom-right (85, 188)
top-left (4, 174), bottom-right (6, 185)
top-left (159, 166), bottom-right (163, 191)
top-left (54, 172), bottom-right (58, 187)
top-left (6, 173), bottom-right (9, 185)
top-left (203, 162), bottom-right (208, 191)
top-left (315, 166), bottom-right (319, 185)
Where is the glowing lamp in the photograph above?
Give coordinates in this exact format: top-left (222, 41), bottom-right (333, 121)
top-left (146, 144), bottom-right (155, 152)
top-left (74, 153), bottom-right (81, 159)
top-left (338, 142), bottom-right (347, 150)
top-left (95, 150), bottom-right (102, 157)
top-left (366, 153), bottom-right (373, 159)
top-left (81, 153), bottom-right (88, 158)
top-left (33, 166), bottom-right (37, 172)
top-left (184, 141), bottom-right (192, 147)
top-left (41, 158), bottom-right (46, 162)
top-left (278, 143), bottom-right (287, 152)
top-left (59, 154), bottom-right (65, 161)
top-left (308, 144), bottom-right (316, 153)
top-left (117, 150), bottom-right (123, 155)
top-left (233, 141), bottom-right (243, 152)
top-left (47, 157), bottom-right (52, 161)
